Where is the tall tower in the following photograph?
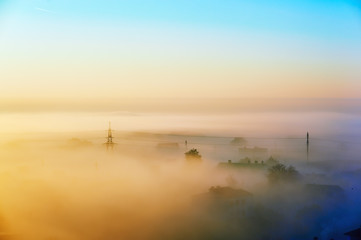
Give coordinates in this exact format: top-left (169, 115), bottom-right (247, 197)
top-left (106, 121), bottom-right (114, 150)
top-left (306, 132), bottom-right (309, 161)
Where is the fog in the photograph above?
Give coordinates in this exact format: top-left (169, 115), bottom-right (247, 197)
top-left (0, 103), bottom-right (361, 240)
top-left (0, 130), bottom-right (360, 240)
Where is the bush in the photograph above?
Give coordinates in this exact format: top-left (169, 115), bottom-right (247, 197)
top-left (185, 148), bottom-right (202, 162)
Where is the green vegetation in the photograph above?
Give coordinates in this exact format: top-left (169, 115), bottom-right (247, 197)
top-left (267, 163), bottom-right (299, 184)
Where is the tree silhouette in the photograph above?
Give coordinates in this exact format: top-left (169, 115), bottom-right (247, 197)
top-left (268, 163), bottom-right (299, 184)
top-left (185, 148), bottom-right (202, 162)
top-left (266, 156), bottom-right (278, 166)
top-left (230, 137), bottom-right (247, 146)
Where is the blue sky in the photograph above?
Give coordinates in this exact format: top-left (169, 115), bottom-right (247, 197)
top-left (7, 0), bottom-right (360, 38)
top-left (0, 0), bottom-right (360, 99)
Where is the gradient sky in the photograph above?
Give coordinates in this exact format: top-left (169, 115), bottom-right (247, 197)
top-left (0, 0), bottom-right (360, 100)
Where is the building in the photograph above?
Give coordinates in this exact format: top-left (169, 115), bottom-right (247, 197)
top-left (157, 142), bottom-right (179, 148)
top-left (345, 227), bottom-right (361, 240)
top-left (193, 186), bottom-right (252, 217)
top-left (218, 156), bottom-right (278, 170)
top-left (218, 159), bottom-right (267, 170)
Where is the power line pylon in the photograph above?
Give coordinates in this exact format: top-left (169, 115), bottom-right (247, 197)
top-left (105, 121), bottom-right (114, 150)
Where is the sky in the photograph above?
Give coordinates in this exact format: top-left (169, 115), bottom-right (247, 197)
top-left (0, 0), bottom-right (360, 100)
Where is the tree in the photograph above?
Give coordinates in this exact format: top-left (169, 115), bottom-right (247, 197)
top-left (266, 156), bottom-right (279, 166)
top-left (267, 163), bottom-right (300, 184)
top-left (230, 137), bottom-right (247, 146)
top-left (185, 148), bottom-right (202, 162)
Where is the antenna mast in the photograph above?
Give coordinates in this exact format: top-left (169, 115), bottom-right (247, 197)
top-left (306, 132), bottom-right (309, 161)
